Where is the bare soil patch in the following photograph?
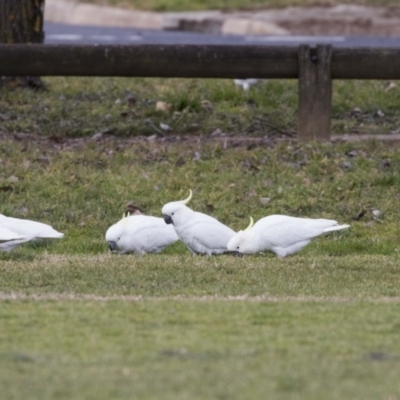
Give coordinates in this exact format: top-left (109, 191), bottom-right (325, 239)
top-left (269, 5), bottom-right (400, 35)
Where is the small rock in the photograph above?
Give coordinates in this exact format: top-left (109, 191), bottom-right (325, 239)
top-left (260, 197), bottom-right (270, 205)
top-left (210, 128), bottom-right (223, 137)
top-left (246, 191), bottom-right (256, 198)
top-left (346, 150), bottom-right (358, 158)
top-left (159, 122), bottom-right (172, 132)
top-left (376, 110), bottom-right (385, 118)
top-left (341, 161), bottom-right (352, 169)
top-left (372, 209), bottom-right (381, 219)
top-left (156, 101), bottom-right (171, 113)
top-left (201, 100), bottom-right (213, 112)
top-left (8, 176), bottom-right (19, 183)
top-left (125, 91), bottom-right (136, 105)
top-left (92, 132), bottom-right (103, 141)
top-left (263, 179), bottom-right (273, 187)
top-left (193, 152), bottom-right (201, 161)
top-left (146, 134), bottom-right (157, 142)
top-left (114, 99), bottom-right (121, 105)
top-left (385, 82), bottom-right (397, 92)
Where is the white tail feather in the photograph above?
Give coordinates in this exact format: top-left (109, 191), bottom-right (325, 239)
top-left (323, 224), bottom-right (350, 233)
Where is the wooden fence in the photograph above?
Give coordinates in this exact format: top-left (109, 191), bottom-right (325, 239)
top-left (1, 44), bottom-right (400, 140)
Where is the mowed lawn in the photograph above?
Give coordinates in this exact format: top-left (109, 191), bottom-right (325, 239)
top-left (1, 297), bottom-right (400, 400)
top-left (83, 0), bottom-right (400, 11)
top-left (1, 76), bottom-right (400, 399)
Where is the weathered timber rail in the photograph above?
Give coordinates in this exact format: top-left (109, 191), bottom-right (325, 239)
top-left (1, 44), bottom-right (400, 140)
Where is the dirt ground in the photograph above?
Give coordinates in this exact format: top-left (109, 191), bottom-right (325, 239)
top-left (223, 4), bottom-right (400, 36)
top-left (278, 5), bottom-right (400, 36)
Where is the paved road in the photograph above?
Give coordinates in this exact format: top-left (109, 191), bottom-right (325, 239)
top-left (44, 22), bottom-right (400, 47)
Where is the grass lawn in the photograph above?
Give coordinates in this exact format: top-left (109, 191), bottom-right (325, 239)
top-left (2, 299), bottom-right (400, 400)
top-left (82, 0), bottom-right (400, 12)
top-left (1, 75), bottom-right (400, 399)
top-left (1, 77), bottom-right (399, 138)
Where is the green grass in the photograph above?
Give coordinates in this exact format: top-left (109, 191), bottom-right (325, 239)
top-left (83, 0), bottom-right (400, 12)
top-left (1, 300), bottom-right (400, 400)
top-left (1, 75), bottom-right (400, 398)
top-left (1, 253), bottom-right (400, 297)
top-left (1, 77), bottom-right (399, 138)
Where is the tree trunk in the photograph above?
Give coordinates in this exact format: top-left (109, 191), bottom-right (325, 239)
top-left (0, 0), bottom-right (45, 89)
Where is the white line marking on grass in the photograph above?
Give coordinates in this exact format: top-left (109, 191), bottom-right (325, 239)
top-left (1, 293), bottom-right (400, 303)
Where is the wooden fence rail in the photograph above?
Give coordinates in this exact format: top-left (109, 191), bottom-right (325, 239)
top-left (1, 44), bottom-right (400, 140)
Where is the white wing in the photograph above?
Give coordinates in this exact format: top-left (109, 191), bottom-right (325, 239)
top-left (122, 216), bottom-right (178, 253)
top-left (0, 214), bottom-right (64, 239)
top-left (0, 226), bottom-right (26, 243)
top-left (188, 216), bottom-right (236, 254)
top-left (254, 215), bottom-right (343, 248)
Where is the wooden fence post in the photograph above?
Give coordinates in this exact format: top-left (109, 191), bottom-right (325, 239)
top-left (0, 0), bottom-right (45, 89)
top-left (298, 44), bottom-right (332, 141)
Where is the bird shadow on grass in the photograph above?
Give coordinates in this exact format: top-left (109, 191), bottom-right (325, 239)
top-left (0, 240), bottom-right (61, 261)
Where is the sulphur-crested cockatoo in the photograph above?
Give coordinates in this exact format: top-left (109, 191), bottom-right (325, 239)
top-left (161, 190), bottom-right (236, 255)
top-left (0, 214), bottom-right (64, 252)
top-left (105, 212), bottom-right (179, 254)
top-left (227, 215), bottom-right (349, 257)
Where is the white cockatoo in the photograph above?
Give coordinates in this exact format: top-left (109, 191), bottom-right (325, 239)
top-left (0, 214), bottom-right (64, 252)
top-left (161, 190), bottom-right (236, 255)
top-left (105, 212), bottom-right (179, 254)
top-left (227, 215), bottom-right (350, 257)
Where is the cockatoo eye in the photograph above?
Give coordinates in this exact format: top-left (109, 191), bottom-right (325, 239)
top-left (171, 212), bottom-right (174, 215)
top-left (236, 246), bottom-right (240, 249)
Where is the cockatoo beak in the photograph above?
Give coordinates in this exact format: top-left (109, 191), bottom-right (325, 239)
top-left (230, 251), bottom-right (244, 258)
top-left (108, 241), bottom-right (117, 251)
top-left (163, 215), bottom-right (173, 224)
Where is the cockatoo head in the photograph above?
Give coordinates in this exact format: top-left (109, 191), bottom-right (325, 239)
top-left (162, 190), bottom-right (193, 225)
top-left (227, 217), bottom-right (255, 255)
top-left (105, 213), bottom-right (130, 252)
